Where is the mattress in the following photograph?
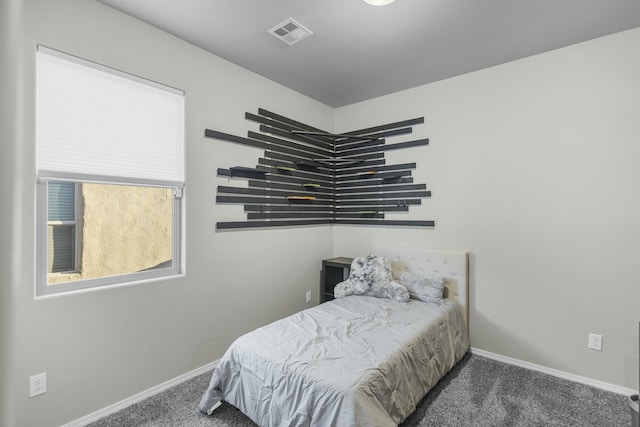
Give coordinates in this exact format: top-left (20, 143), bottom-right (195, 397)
top-left (198, 295), bottom-right (469, 426)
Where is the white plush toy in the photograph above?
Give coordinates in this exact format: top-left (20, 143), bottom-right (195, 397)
top-left (334, 255), bottom-right (410, 303)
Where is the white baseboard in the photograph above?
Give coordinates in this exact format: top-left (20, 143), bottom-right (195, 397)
top-left (470, 347), bottom-right (636, 396)
top-left (62, 359), bottom-right (219, 427)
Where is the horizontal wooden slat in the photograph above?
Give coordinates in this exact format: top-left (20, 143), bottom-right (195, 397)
top-left (292, 130), bottom-right (378, 143)
top-left (217, 219), bottom-right (330, 229)
top-left (205, 129), bottom-right (267, 149)
top-left (331, 138), bottom-right (384, 152)
top-left (244, 205), bottom-right (333, 212)
top-left (262, 151), bottom-right (329, 168)
top-left (206, 129), bottom-right (335, 162)
top-left (218, 160), bottom-right (333, 184)
top-left (247, 212), bottom-right (385, 220)
top-left (259, 125), bottom-right (335, 151)
top-left (255, 165), bottom-right (335, 184)
top-left (337, 138), bottom-right (429, 157)
top-left (336, 143), bottom-right (389, 157)
top-left (248, 180), bottom-right (333, 195)
top-left (335, 199), bottom-right (422, 206)
top-left (334, 117), bottom-right (424, 145)
top-left (216, 218), bottom-right (432, 229)
top-left (258, 158), bottom-right (333, 177)
top-left (336, 178), bottom-right (413, 188)
top-left (247, 212), bottom-right (334, 219)
top-left (334, 213), bottom-right (385, 219)
top-left (250, 169), bottom-right (334, 187)
top-left (217, 196), bottom-right (332, 205)
top-left (218, 185), bottom-right (334, 200)
top-left (335, 127), bottom-right (412, 147)
top-left (257, 108), bottom-right (330, 135)
top-left (217, 167), bottom-right (268, 180)
top-left (333, 159), bottom-right (386, 172)
top-left (333, 219), bottom-right (434, 227)
top-left (336, 151), bottom-right (384, 161)
top-left (384, 138), bottom-right (429, 151)
top-left (206, 130), bottom-right (327, 162)
top-left (311, 152), bottom-right (384, 165)
top-left (335, 205), bottom-right (409, 213)
top-left (336, 170), bottom-right (412, 182)
top-left (336, 190), bottom-right (430, 200)
top-left (335, 162), bottom-right (416, 176)
top-left (245, 112), bottom-right (334, 149)
top-left (337, 184), bottom-right (426, 195)
top-left (248, 131), bottom-right (333, 158)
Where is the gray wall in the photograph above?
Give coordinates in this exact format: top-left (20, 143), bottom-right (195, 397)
top-left (334, 27), bottom-right (640, 391)
top-left (1, 0), bottom-right (23, 424)
top-left (3, 1), bottom-right (334, 426)
top-left (2, 1), bottom-right (639, 426)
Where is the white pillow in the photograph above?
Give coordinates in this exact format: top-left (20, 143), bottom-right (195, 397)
top-left (393, 271), bottom-right (446, 303)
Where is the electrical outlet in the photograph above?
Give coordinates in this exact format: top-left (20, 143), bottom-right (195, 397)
top-left (305, 291), bottom-right (312, 303)
top-left (29, 372), bottom-right (47, 398)
top-left (588, 333), bottom-right (603, 351)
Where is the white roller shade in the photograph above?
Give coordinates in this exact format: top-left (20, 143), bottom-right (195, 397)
top-left (37, 46), bottom-right (184, 186)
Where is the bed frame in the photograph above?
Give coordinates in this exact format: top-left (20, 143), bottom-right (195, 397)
top-left (371, 245), bottom-right (469, 331)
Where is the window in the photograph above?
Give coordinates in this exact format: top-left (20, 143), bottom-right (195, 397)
top-left (36, 46), bottom-right (184, 296)
top-left (47, 181), bottom-right (80, 275)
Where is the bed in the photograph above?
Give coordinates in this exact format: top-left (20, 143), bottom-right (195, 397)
top-left (198, 246), bottom-right (470, 426)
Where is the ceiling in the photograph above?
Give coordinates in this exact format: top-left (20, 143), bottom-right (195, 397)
top-left (98, 0), bottom-right (640, 108)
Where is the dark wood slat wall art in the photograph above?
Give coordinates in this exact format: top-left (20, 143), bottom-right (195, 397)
top-left (207, 109), bottom-right (434, 230)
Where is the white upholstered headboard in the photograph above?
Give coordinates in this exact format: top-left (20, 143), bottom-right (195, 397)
top-left (371, 246), bottom-right (469, 329)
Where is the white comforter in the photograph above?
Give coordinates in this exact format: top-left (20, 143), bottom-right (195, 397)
top-left (198, 295), bottom-right (469, 427)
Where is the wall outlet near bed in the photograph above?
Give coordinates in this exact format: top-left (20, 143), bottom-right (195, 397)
top-left (306, 291), bottom-right (312, 304)
top-left (588, 333), bottom-right (603, 351)
top-left (29, 372), bottom-right (47, 398)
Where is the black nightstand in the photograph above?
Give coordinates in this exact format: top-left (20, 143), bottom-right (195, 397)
top-left (321, 257), bottom-right (353, 303)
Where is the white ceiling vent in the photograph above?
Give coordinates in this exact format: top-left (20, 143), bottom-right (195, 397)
top-left (268, 18), bottom-right (313, 46)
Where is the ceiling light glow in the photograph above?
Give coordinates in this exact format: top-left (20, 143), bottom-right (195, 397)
top-left (363, 0), bottom-right (395, 5)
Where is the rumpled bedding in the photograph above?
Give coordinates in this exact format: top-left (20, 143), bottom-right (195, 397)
top-left (198, 295), bottom-right (469, 427)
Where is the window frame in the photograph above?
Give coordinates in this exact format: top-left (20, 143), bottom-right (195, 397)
top-left (35, 46), bottom-right (185, 298)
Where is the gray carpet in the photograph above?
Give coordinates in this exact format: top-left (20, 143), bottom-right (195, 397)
top-left (87, 354), bottom-right (632, 426)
